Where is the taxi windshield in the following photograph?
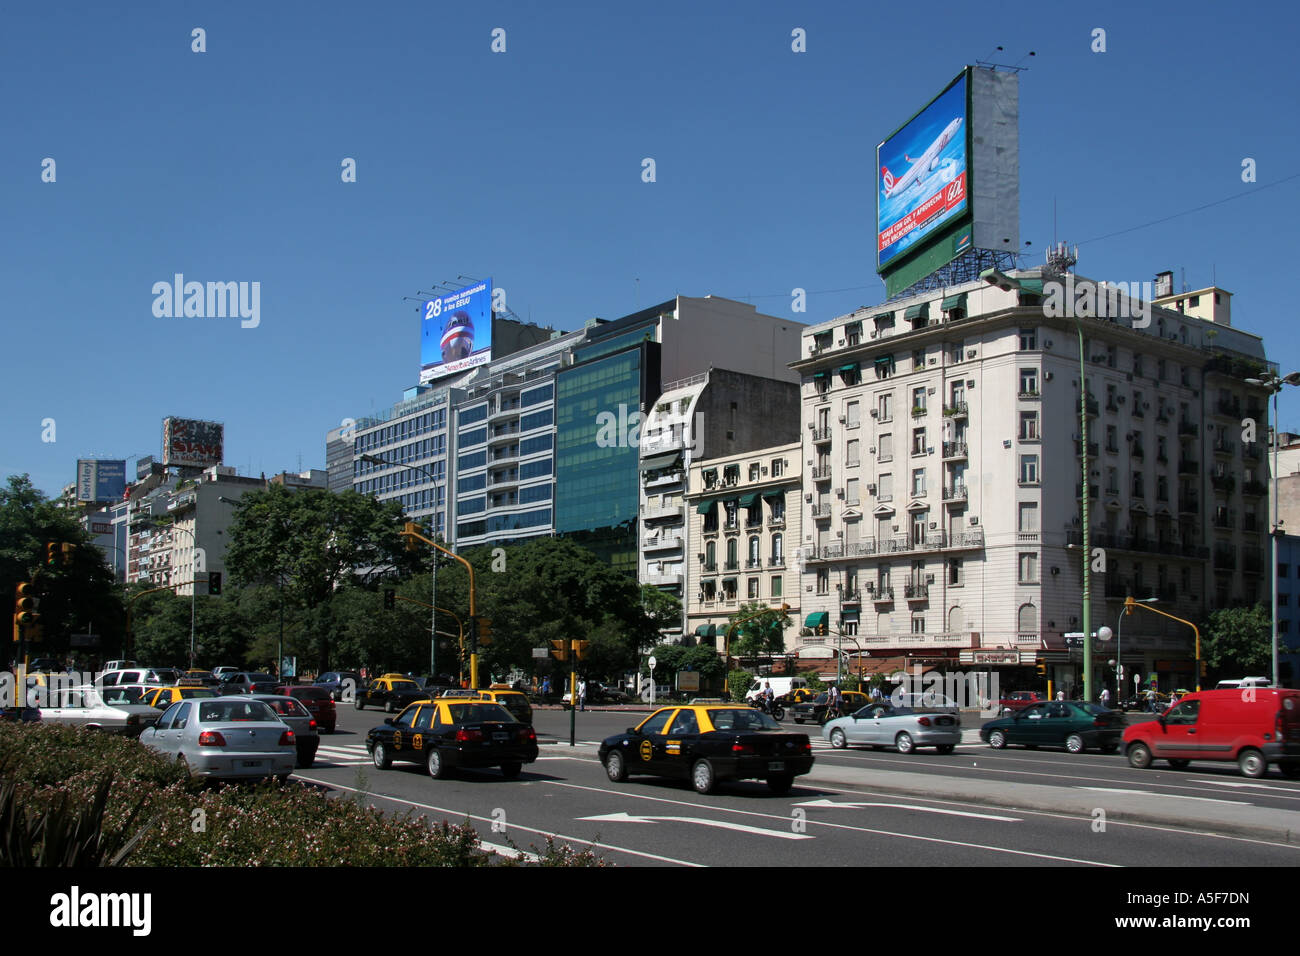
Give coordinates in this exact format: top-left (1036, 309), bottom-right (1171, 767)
top-left (389, 680), bottom-right (421, 691)
top-left (707, 709), bottom-right (782, 732)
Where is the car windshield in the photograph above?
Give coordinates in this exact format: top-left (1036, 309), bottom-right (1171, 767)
top-left (102, 687), bottom-right (144, 704)
top-left (263, 697), bottom-right (309, 717)
top-left (446, 703), bottom-right (514, 723)
top-left (291, 687), bottom-right (328, 700)
top-left (707, 709), bottom-right (782, 731)
top-left (200, 700), bottom-right (278, 723)
top-left (1077, 702), bottom-right (1109, 715)
top-left (180, 688), bottom-right (217, 699)
top-left (246, 673), bottom-right (275, 682)
top-left (390, 680), bottom-right (420, 691)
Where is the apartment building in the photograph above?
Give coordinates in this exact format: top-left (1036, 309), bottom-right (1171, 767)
top-left (792, 266), bottom-right (1272, 693)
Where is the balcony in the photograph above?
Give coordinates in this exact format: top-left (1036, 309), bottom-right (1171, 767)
top-left (1212, 511), bottom-right (1234, 531)
top-left (1067, 530), bottom-right (1209, 559)
top-left (1213, 439), bottom-right (1235, 457)
top-left (1075, 484), bottom-right (1100, 500)
top-left (488, 472), bottom-right (519, 488)
top-left (1155, 410), bottom-right (1171, 424)
top-left (905, 582), bottom-right (929, 601)
top-left (640, 432), bottom-right (685, 456)
top-left (639, 503), bottom-right (680, 521)
top-left (1245, 403), bottom-right (1265, 421)
top-left (912, 406), bottom-right (928, 418)
top-left (1243, 553), bottom-right (1264, 575)
top-left (1210, 474), bottom-right (1236, 493)
top-left (644, 571), bottom-right (682, 587)
top-left (1177, 458), bottom-right (1198, 475)
top-left (811, 465), bottom-right (833, 481)
top-left (723, 560), bottom-right (740, 572)
top-left (943, 484), bottom-right (968, 503)
top-left (1213, 548), bottom-right (1236, 570)
top-left (1244, 444), bottom-right (1261, 461)
top-left (1132, 404), bottom-right (1145, 419)
top-left (701, 561), bottom-right (718, 573)
top-left (767, 514), bottom-right (786, 529)
top-left (810, 504), bottom-right (832, 519)
top-left (642, 533), bottom-right (683, 552)
top-left (840, 588), bottom-right (861, 606)
top-left (767, 555), bottom-right (785, 567)
top-left (1215, 399), bottom-right (1242, 418)
top-left (490, 447), bottom-right (518, 463)
top-left (1086, 397), bottom-right (1099, 417)
top-left (744, 516), bottom-right (764, 529)
top-left (1242, 513), bottom-right (1261, 532)
top-left (1178, 420), bottom-right (1198, 436)
top-left (941, 441), bottom-right (968, 460)
top-left (1019, 389), bottom-right (1041, 400)
top-left (872, 587), bottom-right (895, 604)
top-left (1178, 494), bottom-right (1199, 515)
top-left (1242, 480), bottom-right (1267, 497)
top-left (1075, 440), bottom-right (1099, 458)
top-left (1132, 445), bottom-right (1145, 461)
top-left (812, 427), bottom-right (833, 444)
top-left (488, 425), bottom-right (520, 445)
top-left (942, 402), bottom-right (969, 419)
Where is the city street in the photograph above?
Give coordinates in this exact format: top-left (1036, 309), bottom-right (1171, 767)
top-left (292, 704), bottom-right (1300, 866)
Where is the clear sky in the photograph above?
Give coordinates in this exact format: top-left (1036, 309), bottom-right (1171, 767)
top-left (4, 0), bottom-right (1298, 497)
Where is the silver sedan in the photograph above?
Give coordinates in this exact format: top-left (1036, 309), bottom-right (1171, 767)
top-left (139, 696), bottom-right (296, 781)
top-left (822, 704), bottom-right (961, 754)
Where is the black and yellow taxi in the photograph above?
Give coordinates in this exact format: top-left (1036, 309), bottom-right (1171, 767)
top-left (366, 696), bottom-right (539, 780)
top-left (598, 700), bottom-right (814, 795)
top-left (474, 687), bottom-right (533, 723)
top-left (791, 690), bottom-right (870, 724)
top-left (141, 685), bottom-right (220, 709)
top-left (354, 674), bottom-right (427, 713)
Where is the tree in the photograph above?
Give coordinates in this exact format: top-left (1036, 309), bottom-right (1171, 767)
top-left (728, 600), bottom-right (791, 661)
top-left (1202, 605), bottom-right (1274, 675)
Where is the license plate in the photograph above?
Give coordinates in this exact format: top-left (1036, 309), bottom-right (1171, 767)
top-left (768, 761), bottom-right (785, 771)
top-left (242, 760), bottom-right (264, 768)
top-left (492, 732), bottom-right (508, 742)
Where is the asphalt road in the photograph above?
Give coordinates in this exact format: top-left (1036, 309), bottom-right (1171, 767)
top-left (289, 703), bottom-right (1300, 866)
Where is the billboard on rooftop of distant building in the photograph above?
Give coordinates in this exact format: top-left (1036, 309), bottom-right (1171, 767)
top-left (76, 459), bottom-right (126, 503)
top-left (162, 417), bottom-right (224, 469)
top-left (419, 279), bottom-right (494, 384)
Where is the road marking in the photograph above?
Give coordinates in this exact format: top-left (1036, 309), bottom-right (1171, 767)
top-left (551, 781), bottom-right (1117, 866)
top-left (578, 811), bottom-right (814, 840)
top-left (478, 841), bottom-right (541, 862)
top-left (1076, 786), bottom-right (1251, 805)
top-left (794, 798), bottom-right (1021, 821)
top-left (293, 774), bottom-right (704, 867)
top-left (1202, 780), bottom-right (1300, 791)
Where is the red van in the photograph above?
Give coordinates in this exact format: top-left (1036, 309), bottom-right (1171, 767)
top-left (1122, 688), bottom-right (1300, 778)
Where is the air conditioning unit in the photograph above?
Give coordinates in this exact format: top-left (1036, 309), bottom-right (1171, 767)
top-left (870, 331), bottom-right (879, 339)
top-left (761, 466), bottom-right (768, 475)
top-left (967, 350), bottom-right (977, 358)
top-left (929, 357), bottom-right (938, 365)
top-left (927, 387), bottom-right (936, 395)
top-left (970, 516), bottom-right (979, 525)
top-left (836, 488), bottom-right (844, 496)
top-left (1044, 340), bottom-right (1053, 348)
top-left (867, 483), bottom-right (877, 493)
top-left (807, 423), bottom-right (815, 430)
top-left (926, 573), bottom-right (935, 584)
top-left (807, 459), bottom-right (814, 466)
top-left (967, 379), bottom-right (976, 388)
top-left (928, 318), bottom-right (941, 326)
top-left (838, 415), bottom-right (847, 423)
top-left (1117, 395), bottom-right (1126, 404)
top-left (869, 447), bottom-right (876, 454)
top-left (805, 585), bottom-right (813, 592)
top-left (805, 493), bottom-right (813, 502)
top-left (1044, 371), bottom-right (1053, 381)
top-left (838, 339), bottom-right (846, 347)
top-left (929, 521), bottom-right (938, 530)
top-left (869, 408), bottom-right (879, 417)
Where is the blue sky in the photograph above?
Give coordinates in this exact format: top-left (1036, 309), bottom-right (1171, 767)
top-left (4, 0), bottom-right (1299, 497)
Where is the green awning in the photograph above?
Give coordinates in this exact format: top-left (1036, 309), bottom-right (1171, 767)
top-left (738, 492), bottom-right (759, 507)
top-left (838, 363), bottom-right (859, 374)
top-left (695, 501), bottom-right (715, 514)
top-left (813, 370), bottom-right (830, 379)
top-left (942, 293), bottom-right (968, 312)
top-left (694, 624), bottom-right (717, 638)
top-left (702, 467), bottom-right (717, 479)
top-left (874, 355), bottom-right (895, 366)
top-left (873, 311), bottom-right (894, 323)
top-left (1019, 278), bottom-right (1044, 294)
top-left (720, 576), bottom-right (738, 584)
top-left (724, 464), bottom-right (740, 475)
top-left (641, 452), bottom-right (681, 471)
top-left (762, 490), bottom-right (784, 499)
top-left (805, 612), bottom-right (829, 628)
top-left (904, 303), bottom-right (930, 321)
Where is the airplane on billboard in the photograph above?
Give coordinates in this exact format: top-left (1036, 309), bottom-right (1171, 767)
top-left (880, 117), bottom-right (963, 199)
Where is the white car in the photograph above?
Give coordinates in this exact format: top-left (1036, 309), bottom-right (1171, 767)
top-left (140, 696), bottom-right (297, 782)
top-left (38, 685), bottom-right (160, 737)
top-left (823, 703), bottom-right (961, 754)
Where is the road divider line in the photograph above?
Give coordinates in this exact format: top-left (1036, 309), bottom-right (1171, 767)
top-left (1075, 786), bottom-right (1251, 806)
top-left (794, 798), bottom-right (1021, 821)
top-left (577, 811), bottom-right (814, 840)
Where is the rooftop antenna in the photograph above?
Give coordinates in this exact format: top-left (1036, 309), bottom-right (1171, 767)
top-left (1045, 241), bottom-right (1078, 276)
top-left (976, 46), bottom-right (1035, 72)
top-left (636, 277), bottom-right (640, 310)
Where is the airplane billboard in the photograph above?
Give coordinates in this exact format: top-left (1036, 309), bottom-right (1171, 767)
top-left (876, 70), bottom-right (969, 272)
top-left (419, 279), bottom-right (494, 384)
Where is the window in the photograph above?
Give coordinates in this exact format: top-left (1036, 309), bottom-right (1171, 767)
top-left (1106, 467), bottom-right (1119, 495)
top-left (1280, 564), bottom-right (1290, 578)
top-left (1106, 425), bottom-right (1118, 453)
top-left (1018, 502), bottom-right (1038, 532)
top-left (911, 615), bottom-right (925, 634)
top-left (1157, 359), bottom-right (1166, 381)
top-left (912, 469), bottom-right (926, 497)
top-left (1019, 455), bottom-right (1039, 484)
top-left (770, 497), bottom-right (785, 523)
top-left (913, 349), bottom-right (925, 371)
top-left (874, 435), bottom-right (888, 463)
top-left (816, 568), bottom-right (830, 594)
top-left (771, 576), bottom-right (783, 598)
top-left (878, 473), bottom-right (893, 501)
top-left (747, 577), bottom-right (760, 600)
top-left (845, 477), bottom-right (860, 504)
top-left (1019, 411), bottom-right (1039, 441)
top-left (948, 558), bottom-right (963, 586)
top-left (724, 500), bottom-right (739, 528)
top-left (912, 387), bottom-right (927, 415)
top-left (704, 541), bottom-right (716, 569)
top-left (771, 533), bottom-right (784, 563)
top-left (749, 463), bottom-right (760, 482)
top-left (726, 538), bottom-right (738, 569)
top-left (875, 356), bottom-right (896, 380)
top-left (878, 393), bottom-right (893, 421)
top-left (1019, 553), bottom-right (1038, 583)
top-left (771, 458), bottom-right (784, 478)
top-left (1019, 369), bottom-right (1039, 396)
top-left (846, 401), bottom-right (860, 427)
top-left (748, 536), bottom-right (760, 566)
top-left (950, 381), bottom-right (965, 406)
top-left (1132, 472), bottom-right (1145, 497)
top-left (912, 428), bottom-right (927, 455)
top-left (1019, 328), bottom-right (1037, 351)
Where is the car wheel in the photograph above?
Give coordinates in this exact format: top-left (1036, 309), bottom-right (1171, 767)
top-left (1066, 733), bottom-right (1086, 754)
top-left (275, 774), bottom-right (290, 785)
top-left (1166, 758), bottom-right (1191, 770)
top-left (385, 699), bottom-right (395, 714)
top-left (936, 744), bottom-right (955, 755)
top-left (988, 730), bottom-right (1007, 749)
top-left (297, 747), bottom-right (316, 769)
top-left (354, 698), bottom-right (364, 710)
top-left (829, 728), bottom-right (848, 749)
top-left (1126, 742), bottom-right (1153, 770)
top-left (767, 773), bottom-right (794, 796)
top-left (500, 761), bottom-right (522, 780)
top-left (692, 759), bottom-right (716, 794)
top-left (372, 742), bottom-right (391, 770)
top-left (1238, 748), bottom-right (1266, 779)
top-left (896, 732), bottom-right (915, 754)
top-left (427, 747), bottom-right (448, 779)
top-left (605, 750), bottom-right (628, 782)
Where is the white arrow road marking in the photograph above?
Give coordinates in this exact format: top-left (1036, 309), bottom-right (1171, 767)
top-left (1076, 787), bottom-right (1250, 805)
top-left (1201, 780), bottom-right (1296, 791)
top-left (577, 812), bottom-right (814, 840)
top-left (793, 798), bottom-right (1020, 821)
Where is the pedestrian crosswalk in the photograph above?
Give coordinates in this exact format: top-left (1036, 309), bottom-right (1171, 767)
top-left (314, 742), bottom-right (371, 766)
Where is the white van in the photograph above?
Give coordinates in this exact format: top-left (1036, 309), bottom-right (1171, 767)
top-left (743, 676), bottom-right (808, 702)
top-left (1215, 677), bottom-right (1272, 689)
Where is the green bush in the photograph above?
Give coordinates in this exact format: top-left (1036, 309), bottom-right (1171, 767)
top-left (0, 724), bottom-right (604, 867)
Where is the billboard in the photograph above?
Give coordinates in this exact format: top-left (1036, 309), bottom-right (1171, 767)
top-left (419, 279), bottom-right (494, 384)
top-left (163, 417), bottom-right (224, 469)
top-left (877, 70), bottom-right (969, 272)
top-left (76, 459), bottom-right (127, 503)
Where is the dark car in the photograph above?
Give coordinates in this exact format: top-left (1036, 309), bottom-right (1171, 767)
top-left (980, 700), bottom-right (1124, 754)
top-left (791, 691), bottom-right (870, 725)
top-left (314, 671), bottom-right (362, 702)
top-left (355, 676), bottom-right (427, 713)
top-left (218, 672), bottom-right (280, 695)
top-left (274, 685), bottom-right (337, 733)
top-left (599, 702), bottom-right (814, 795)
top-left (366, 698), bottom-right (539, 779)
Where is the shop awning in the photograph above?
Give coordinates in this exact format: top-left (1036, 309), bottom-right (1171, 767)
top-left (805, 611), bottom-right (829, 629)
top-left (941, 293), bottom-right (968, 312)
top-left (694, 624), bottom-right (717, 638)
top-left (721, 576), bottom-right (738, 584)
top-left (904, 303), bottom-right (929, 321)
top-left (738, 492), bottom-right (759, 507)
top-left (641, 452), bottom-right (681, 471)
top-left (695, 501), bottom-right (716, 514)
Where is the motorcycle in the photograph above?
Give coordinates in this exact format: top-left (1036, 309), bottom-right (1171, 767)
top-left (752, 696), bottom-right (785, 721)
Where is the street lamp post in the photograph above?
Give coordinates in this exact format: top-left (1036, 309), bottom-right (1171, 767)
top-left (1245, 371), bottom-right (1300, 687)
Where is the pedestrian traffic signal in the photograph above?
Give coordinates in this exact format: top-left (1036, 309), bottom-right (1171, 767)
top-left (209, 571), bottom-right (222, 596)
top-left (1035, 659), bottom-right (1046, 676)
top-left (45, 542), bottom-right (59, 566)
top-left (550, 639), bottom-right (568, 661)
top-left (403, 521), bottom-right (420, 552)
top-left (60, 543), bottom-right (74, 566)
top-left (384, 589), bottom-right (395, 610)
top-left (572, 640), bottom-right (589, 661)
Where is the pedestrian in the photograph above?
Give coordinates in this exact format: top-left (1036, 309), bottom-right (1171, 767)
top-left (1099, 686), bottom-right (1111, 708)
top-left (542, 676), bottom-right (551, 698)
top-left (578, 679), bottom-right (587, 711)
top-left (1055, 690), bottom-right (1065, 701)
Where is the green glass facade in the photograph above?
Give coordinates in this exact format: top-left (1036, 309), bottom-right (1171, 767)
top-left (555, 342), bottom-right (660, 574)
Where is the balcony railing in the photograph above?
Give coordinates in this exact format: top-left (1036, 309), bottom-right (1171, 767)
top-left (745, 558), bottom-right (763, 570)
top-left (1215, 399), bottom-right (1242, 418)
top-left (768, 555), bottom-right (785, 567)
top-left (1075, 440), bottom-right (1099, 458)
top-left (800, 530), bottom-right (983, 563)
top-left (1213, 548), bottom-right (1236, 570)
top-left (942, 441), bottom-right (968, 459)
top-left (1178, 420), bottom-right (1198, 436)
top-left (840, 588), bottom-right (861, 605)
top-left (1179, 494), bottom-right (1199, 514)
top-left (1242, 514), bottom-right (1261, 532)
top-left (905, 582), bottom-right (929, 600)
top-left (1242, 480), bottom-right (1267, 497)
top-left (811, 465), bottom-right (833, 480)
top-left (1244, 445), bottom-right (1262, 461)
top-left (912, 406), bottom-right (928, 418)
top-left (812, 427), bottom-right (833, 443)
top-left (872, 587), bottom-right (895, 603)
top-left (1213, 439), bottom-right (1235, 457)
top-left (810, 504), bottom-right (832, 518)
top-left (1210, 474), bottom-right (1236, 492)
top-left (1066, 530), bottom-right (1209, 559)
top-left (943, 485), bottom-right (967, 502)
top-left (1178, 459), bottom-right (1199, 475)
top-left (942, 402), bottom-right (969, 418)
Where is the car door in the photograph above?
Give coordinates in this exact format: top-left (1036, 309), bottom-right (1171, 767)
top-left (662, 708), bottom-right (702, 777)
top-left (1040, 702), bottom-right (1076, 747)
top-left (853, 706), bottom-right (886, 744)
top-left (147, 702), bottom-right (182, 758)
top-left (1011, 702), bottom-right (1050, 745)
top-left (387, 704), bottom-right (420, 761)
top-left (1151, 698), bottom-right (1202, 760)
top-left (628, 708), bottom-right (676, 774)
top-left (410, 703), bottom-right (434, 758)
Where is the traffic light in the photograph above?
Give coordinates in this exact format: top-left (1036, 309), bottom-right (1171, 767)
top-left (1200, 660), bottom-right (1208, 677)
top-left (209, 571), bottom-right (222, 596)
top-left (403, 521), bottom-right (420, 552)
top-left (571, 639), bottom-right (589, 661)
top-left (384, 589), bottom-right (395, 610)
top-left (817, 619), bottom-right (828, 636)
top-left (1035, 659), bottom-right (1047, 676)
top-left (45, 542), bottom-right (59, 567)
top-left (477, 618), bottom-right (493, 646)
top-left (550, 639), bottom-right (568, 662)
top-left (60, 543), bottom-right (74, 566)
top-left (13, 583), bottom-right (39, 642)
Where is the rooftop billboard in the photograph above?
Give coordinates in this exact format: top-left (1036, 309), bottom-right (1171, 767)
top-left (419, 279), bottom-right (494, 384)
top-left (162, 417), bottom-right (224, 469)
top-left (76, 459), bottom-right (127, 503)
top-left (877, 70), bottom-right (969, 273)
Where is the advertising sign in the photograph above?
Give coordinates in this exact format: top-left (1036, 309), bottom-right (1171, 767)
top-left (877, 71), bottom-right (969, 272)
top-left (973, 651), bottom-right (1020, 665)
top-left (419, 279), bottom-right (494, 384)
top-left (76, 459), bottom-right (127, 503)
top-left (162, 418), bottom-right (224, 469)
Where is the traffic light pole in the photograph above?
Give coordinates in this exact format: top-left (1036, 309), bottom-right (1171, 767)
top-left (401, 524), bottom-right (479, 687)
top-left (1122, 597), bottom-right (1203, 692)
top-left (393, 595), bottom-right (466, 684)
